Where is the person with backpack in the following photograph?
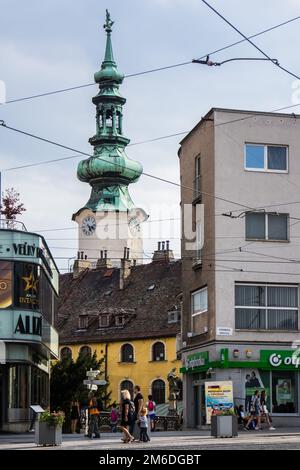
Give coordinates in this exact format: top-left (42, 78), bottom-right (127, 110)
top-left (120, 389), bottom-right (135, 443)
top-left (146, 395), bottom-right (156, 431)
top-left (110, 404), bottom-right (118, 433)
top-left (87, 392), bottom-right (101, 439)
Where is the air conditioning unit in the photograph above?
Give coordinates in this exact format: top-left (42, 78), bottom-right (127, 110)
top-left (204, 326), bottom-right (208, 333)
top-left (187, 332), bottom-right (194, 338)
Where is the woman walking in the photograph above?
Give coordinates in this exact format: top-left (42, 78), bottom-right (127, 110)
top-left (245, 390), bottom-right (261, 430)
top-left (120, 389), bottom-right (134, 443)
top-left (260, 390), bottom-right (276, 430)
top-left (70, 398), bottom-right (80, 434)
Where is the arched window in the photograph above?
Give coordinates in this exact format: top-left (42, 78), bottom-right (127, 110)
top-left (120, 380), bottom-right (134, 401)
top-left (79, 346), bottom-right (92, 357)
top-left (121, 344), bottom-right (134, 363)
top-left (152, 379), bottom-right (165, 404)
top-left (152, 342), bottom-right (165, 361)
top-left (60, 347), bottom-right (72, 360)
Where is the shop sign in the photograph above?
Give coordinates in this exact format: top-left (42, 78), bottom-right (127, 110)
top-left (185, 351), bottom-right (209, 370)
top-left (260, 350), bottom-right (300, 369)
top-left (216, 327), bottom-right (232, 336)
top-left (14, 313), bottom-right (42, 336)
top-left (205, 381), bottom-right (234, 424)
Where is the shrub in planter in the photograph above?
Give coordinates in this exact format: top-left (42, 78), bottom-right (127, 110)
top-left (211, 410), bottom-right (238, 438)
top-left (35, 411), bottom-right (65, 446)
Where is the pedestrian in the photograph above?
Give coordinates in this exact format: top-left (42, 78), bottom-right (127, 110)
top-left (70, 398), bottom-right (80, 434)
top-left (119, 389), bottom-right (134, 443)
top-left (110, 404), bottom-right (118, 433)
top-left (145, 395), bottom-right (156, 431)
top-left (245, 390), bottom-right (262, 430)
top-left (131, 385), bottom-right (144, 438)
top-left (87, 391), bottom-right (101, 439)
top-left (138, 407), bottom-right (150, 442)
top-left (260, 390), bottom-right (276, 430)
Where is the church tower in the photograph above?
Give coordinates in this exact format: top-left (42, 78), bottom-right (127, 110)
top-left (72, 11), bottom-right (146, 266)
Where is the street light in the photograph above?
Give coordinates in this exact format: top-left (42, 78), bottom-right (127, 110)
top-left (192, 55), bottom-right (279, 67)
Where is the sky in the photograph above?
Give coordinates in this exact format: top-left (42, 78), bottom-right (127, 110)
top-left (1, 0), bottom-right (300, 272)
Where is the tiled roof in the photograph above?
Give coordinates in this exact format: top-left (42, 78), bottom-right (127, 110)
top-left (57, 260), bottom-right (182, 344)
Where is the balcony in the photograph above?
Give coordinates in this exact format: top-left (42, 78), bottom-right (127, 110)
top-left (0, 219), bottom-right (27, 231)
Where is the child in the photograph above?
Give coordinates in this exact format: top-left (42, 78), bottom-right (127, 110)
top-left (138, 407), bottom-right (150, 442)
top-left (110, 404), bottom-right (118, 433)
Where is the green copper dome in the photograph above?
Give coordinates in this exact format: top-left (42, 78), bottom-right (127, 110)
top-left (75, 10), bottom-right (143, 215)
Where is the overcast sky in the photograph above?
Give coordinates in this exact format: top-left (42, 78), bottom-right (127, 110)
top-left (0, 0), bottom-right (300, 272)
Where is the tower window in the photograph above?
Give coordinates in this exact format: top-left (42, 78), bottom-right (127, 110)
top-left (106, 110), bottom-right (113, 128)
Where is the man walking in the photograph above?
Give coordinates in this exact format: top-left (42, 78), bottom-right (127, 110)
top-left (87, 392), bottom-right (100, 439)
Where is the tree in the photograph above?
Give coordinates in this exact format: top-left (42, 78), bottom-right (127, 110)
top-left (50, 350), bottom-right (110, 432)
top-left (1, 188), bottom-right (26, 220)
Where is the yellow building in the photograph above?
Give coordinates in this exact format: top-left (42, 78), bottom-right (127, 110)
top-left (57, 249), bottom-right (182, 405)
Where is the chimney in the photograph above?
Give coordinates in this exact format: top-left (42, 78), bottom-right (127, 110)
top-left (73, 253), bottom-right (91, 279)
top-left (152, 240), bottom-right (174, 263)
top-left (96, 249), bottom-right (113, 269)
top-left (120, 247), bottom-right (131, 290)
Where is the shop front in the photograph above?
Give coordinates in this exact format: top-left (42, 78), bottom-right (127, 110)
top-left (181, 346), bottom-right (300, 428)
top-left (0, 225), bottom-right (59, 432)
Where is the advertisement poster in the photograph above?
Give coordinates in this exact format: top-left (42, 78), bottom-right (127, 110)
top-left (0, 261), bottom-right (13, 309)
top-left (14, 263), bottom-right (39, 310)
top-left (276, 379), bottom-right (292, 404)
top-left (205, 381), bottom-right (234, 424)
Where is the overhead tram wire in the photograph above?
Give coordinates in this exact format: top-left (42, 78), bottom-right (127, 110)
top-left (1, 15), bottom-right (300, 105)
top-left (201, 0), bottom-right (300, 82)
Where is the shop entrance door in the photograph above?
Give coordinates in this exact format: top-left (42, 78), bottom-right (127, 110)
top-left (193, 385), bottom-right (199, 427)
top-left (199, 382), bottom-right (207, 426)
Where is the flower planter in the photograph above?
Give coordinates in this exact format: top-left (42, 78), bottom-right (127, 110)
top-left (35, 421), bottom-right (62, 446)
top-left (211, 415), bottom-right (238, 438)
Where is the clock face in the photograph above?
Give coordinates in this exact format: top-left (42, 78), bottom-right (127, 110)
top-left (82, 216), bottom-right (97, 236)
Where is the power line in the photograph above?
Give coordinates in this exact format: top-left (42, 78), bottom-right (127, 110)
top-left (0, 121), bottom-right (254, 210)
top-left (1, 15), bottom-right (300, 105)
top-left (201, 0), bottom-right (300, 81)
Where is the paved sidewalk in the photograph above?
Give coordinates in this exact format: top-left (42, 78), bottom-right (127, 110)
top-left (1, 429), bottom-right (300, 450)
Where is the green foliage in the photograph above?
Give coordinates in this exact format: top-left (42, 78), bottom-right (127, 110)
top-left (40, 410), bottom-right (65, 427)
top-left (50, 350), bottom-right (111, 431)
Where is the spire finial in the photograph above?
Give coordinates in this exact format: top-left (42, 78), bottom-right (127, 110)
top-left (103, 9), bottom-right (114, 33)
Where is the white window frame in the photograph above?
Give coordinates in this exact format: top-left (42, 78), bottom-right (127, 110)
top-left (235, 283), bottom-right (299, 331)
top-left (191, 287), bottom-right (208, 318)
top-left (245, 212), bottom-right (289, 241)
top-left (244, 143), bottom-right (288, 173)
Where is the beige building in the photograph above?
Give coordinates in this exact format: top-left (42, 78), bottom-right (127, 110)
top-left (179, 108), bottom-right (300, 428)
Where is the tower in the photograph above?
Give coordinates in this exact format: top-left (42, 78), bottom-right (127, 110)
top-left (72, 11), bottom-right (147, 266)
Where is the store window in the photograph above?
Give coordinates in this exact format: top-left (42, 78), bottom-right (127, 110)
top-left (272, 371), bottom-right (298, 414)
top-left (8, 365), bottom-right (29, 409)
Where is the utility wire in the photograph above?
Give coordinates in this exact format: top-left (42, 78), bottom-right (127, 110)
top-left (201, 0), bottom-right (300, 81)
top-left (1, 15), bottom-right (300, 105)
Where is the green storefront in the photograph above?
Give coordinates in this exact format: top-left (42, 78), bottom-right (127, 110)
top-left (181, 348), bottom-right (300, 426)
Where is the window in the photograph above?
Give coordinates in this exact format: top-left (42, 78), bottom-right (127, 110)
top-left (78, 315), bottom-right (88, 330)
top-left (194, 156), bottom-right (201, 199)
top-left (115, 315), bottom-right (125, 326)
top-left (152, 379), bottom-right (166, 404)
top-left (194, 219), bottom-right (202, 263)
top-left (272, 371), bottom-right (298, 414)
top-left (246, 213), bottom-right (288, 241)
top-left (60, 347), bottom-right (72, 360)
top-left (235, 284), bottom-right (298, 330)
top-left (120, 380), bottom-right (134, 401)
top-left (168, 310), bottom-right (180, 324)
top-left (8, 365), bottom-right (29, 409)
top-left (191, 287), bottom-right (208, 316)
top-left (152, 342), bottom-right (165, 361)
top-left (121, 344), bottom-right (134, 362)
top-left (99, 315), bottom-right (110, 327)
top-left (245, 144), bottom-right (288, 172)
top-left (79, 346), bottom-right (92, 357)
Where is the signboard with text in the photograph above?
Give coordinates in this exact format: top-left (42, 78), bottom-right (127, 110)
top-left (205, 381), bottom-right (234, 425)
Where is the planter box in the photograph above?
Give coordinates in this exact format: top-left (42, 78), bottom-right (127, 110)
top-left (211, 415), bottom-right (238, 438)
top-left (35, 421), bottom-right (62, 446)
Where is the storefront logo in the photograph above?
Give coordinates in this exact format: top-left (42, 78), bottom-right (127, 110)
top-left (269, 353), bottom-right (282, 367)
top-left (268, 352), bottom-right (300, 368)
top-left (14, 314), bottom-right (42, 336)
top-left (185, 351), bottom-right (209, 370)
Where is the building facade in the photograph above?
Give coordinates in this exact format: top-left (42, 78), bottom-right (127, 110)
top-left (179, 108), bottom-right (300, 427)
top-left (0, 220), bottom-right (59, 432)
top-left (57, 246), bottom-right (181, 405)
top-left (72, 11), bottom-right (146, 267)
